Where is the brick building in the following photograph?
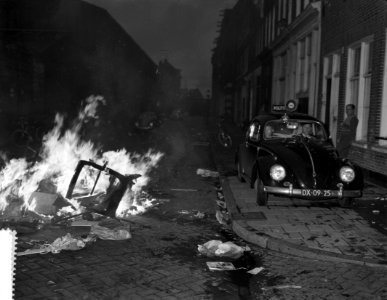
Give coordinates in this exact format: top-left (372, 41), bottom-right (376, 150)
top-left (211, 8), bottom-right (241, 121)
top-left (319, 0), bottom-right (387, 180)
top-left (212, 0), bottom-right (387, 181)
top-left (212, 0), bottom-right (321, 124)
top-left (155, 59), bottom-right (182, 114)
top-left (0, 0), bottom-right (157, 125)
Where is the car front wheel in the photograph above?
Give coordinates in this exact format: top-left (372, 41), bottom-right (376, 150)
top-left (254, 175), bottom-right (268, 206)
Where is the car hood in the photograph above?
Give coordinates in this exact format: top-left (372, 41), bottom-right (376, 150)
top-left (264, 138), bottom-right (340, 188)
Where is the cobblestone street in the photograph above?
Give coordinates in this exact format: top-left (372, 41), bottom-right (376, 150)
top-left (13, 116), bottom-right (387, 299)
top-left (15, 215), bottom-right (246, 299)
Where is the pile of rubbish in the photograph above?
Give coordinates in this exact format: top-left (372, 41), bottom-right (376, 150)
top-left (198, 239), bottom-right (250, 260)
top-left (16, 215), bottom-right (132, 256)
top-left (198, 239), bottom-right (263, 274)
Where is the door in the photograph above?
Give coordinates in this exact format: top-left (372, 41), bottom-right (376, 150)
top-left (324, 54), bottom-right (340, 146)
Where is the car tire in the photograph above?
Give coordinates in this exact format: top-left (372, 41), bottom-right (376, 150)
top-left (338, 197), bottom-right (353, 208)
top-left (254, 175), bottom-right (268, 206)
top-left (237, 160), bottom-right (245, 182)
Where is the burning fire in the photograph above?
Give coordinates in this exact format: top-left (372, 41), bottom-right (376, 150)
top-left (0, 95), bottom-right (163, 218)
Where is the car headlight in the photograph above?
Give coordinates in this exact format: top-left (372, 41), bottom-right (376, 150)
top-left (339, 166), bottom-right (355, 183)
top-left (270, 164), bottom-right (286, 181)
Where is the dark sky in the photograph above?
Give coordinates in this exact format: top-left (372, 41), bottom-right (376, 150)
top-left (83, 0), bottom-right (237, 95)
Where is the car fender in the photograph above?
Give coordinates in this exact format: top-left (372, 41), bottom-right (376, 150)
top-left (250, 147), bottom-right (278, 188)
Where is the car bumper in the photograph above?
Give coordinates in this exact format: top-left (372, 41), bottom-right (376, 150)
top-left (264, 186), bottom-right (362, 198)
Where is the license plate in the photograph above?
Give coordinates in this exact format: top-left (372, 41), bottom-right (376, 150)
top-left (301, 189), bottom-right (336, 197)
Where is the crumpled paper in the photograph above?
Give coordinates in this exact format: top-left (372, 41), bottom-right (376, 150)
top-left (90, 224), bottom-right (131, 240)
top-left (198, 240), bottom-right (250, 259)
top-left (90, 218), bottom-right (131, 240)
top-left (50, 233), bottom-right (95, 253)
top-left (17, 233), bottom-right (96, 256)
top-left (196, 168), bottom-right (219, 178)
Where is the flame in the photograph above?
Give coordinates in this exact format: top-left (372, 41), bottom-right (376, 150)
top-left (0, 95), bottom-right (163, 218)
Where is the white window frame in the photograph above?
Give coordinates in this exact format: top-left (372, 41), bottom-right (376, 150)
top-left (380, 28), bottom-right (387, 146)
top-left (345, 36), bottom-right (373, 142)
top-left (296, 0), bottom-right (301, 16)
top-left (268, 12), bottom-right (271, 44)
top-left (283, 0), bottom-right (287, 19)
top-left (321, 52), bottom-right (341, 145)
top-left (272, 8), bottom-right (276, 41)
top-left (288, 0), bottom-right (292, 24)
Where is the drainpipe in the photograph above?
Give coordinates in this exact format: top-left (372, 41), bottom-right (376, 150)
top-left (313, 1), bottom-right (322, 118)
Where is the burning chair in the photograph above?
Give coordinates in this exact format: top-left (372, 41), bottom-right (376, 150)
top-left (65, 160), bottom-right (141, 218)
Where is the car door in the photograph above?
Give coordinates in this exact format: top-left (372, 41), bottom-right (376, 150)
top-left (240, 121), bottom-right (261, 182)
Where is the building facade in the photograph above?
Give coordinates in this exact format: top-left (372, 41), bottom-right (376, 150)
top-left (269, 0), bottom-right (321, 116)
top-left (212, 0), bottom-right (387, 180)
top-left (320, 0), bottom-right (387, 180)
top-left (155, 59), bottom-right (182, 114)
top-left (212, 0), bottom-right (321, 123)
top-left (0, 0), bottom-right (158, 124)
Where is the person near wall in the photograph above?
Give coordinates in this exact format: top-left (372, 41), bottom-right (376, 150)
top-left (336, 104), bottom-right (359, 158)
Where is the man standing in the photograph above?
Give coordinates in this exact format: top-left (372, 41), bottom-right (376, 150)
top-left (336, 104), bottom-right (359, 158)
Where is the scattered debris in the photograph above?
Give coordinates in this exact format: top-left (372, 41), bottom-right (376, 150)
top-left (85, 218), bottom-right (132, 240)
top-left (198, 240), bottom-right (250, 259)
top-left (247, 267), bottom-right (265, 275)
top-left (91, 223), bottom-right (131, 240)
top-left (196, 168), bottom-right (219, 178)
top-left (17, 233), bottom-right (96, 256)
top-left (207, 262), bottom-right (236, 271)
top-left (48, 233), bottom-right (96, 253)
top-left (216, 200), bottom-right (227, 209)
top-left (215, 210), bottom-right (230, 226)
top-left (176, 210), bottom-right (206, 219)
top-left (217, 192), bottom-right (224, 199)
top-left (193, 211), bottom-right (205, 219)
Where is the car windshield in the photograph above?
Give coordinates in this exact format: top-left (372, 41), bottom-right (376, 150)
top-left (263, 119), bottom-right (327, 141)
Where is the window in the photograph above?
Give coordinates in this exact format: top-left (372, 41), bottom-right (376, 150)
top-left (297, 39), bottom-right (306, 92)
top-left (296, 0), bottom-right (301, 16)
top-left (306, 34), bottom-right (312, 88)
top-left (266, 14), bottom-right (271, 46)
top-left (264, 120), bottom-right (327, 141)
top-left (279, 52), bottom-right (287, 102)
top-left (321, 52), bottom-right (341, 145)
top-left (272, 9), bottom-right (275, 41)
top-left (288, 0), bottom-right (293, 24)
top-left (278, 0), bottom-right (282, 22)
top-left (346, 38), bottom-right (373, 141)
top-left (380, 29), bottom-right (387, 146)
top-left (283, 0), bottom-right (287, 18)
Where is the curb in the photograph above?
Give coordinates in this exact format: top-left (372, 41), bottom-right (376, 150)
top-left (210, 141), bottom-right (387, 269)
